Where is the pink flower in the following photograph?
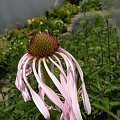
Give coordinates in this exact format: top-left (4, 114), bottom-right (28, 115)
top-left (15, 32), bottom-right (91, 120)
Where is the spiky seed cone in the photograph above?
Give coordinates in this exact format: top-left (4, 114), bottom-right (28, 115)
top-left (28, 32), bottom-right (59, 58)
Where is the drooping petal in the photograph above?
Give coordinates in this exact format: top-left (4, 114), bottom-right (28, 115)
top-left (26, 64), bottom-right (32, 76)
top-left (15, 54), bottom-right (31, 102)
top-left (57, 52), bottom-right (83, 120)
top-left (21, 86), bottom-right (31, 102)
top-left (18, 53), bottom-right (29, 70)
top-left (43, 58), bottom-right (71, 105)
top-left (82, 83), bottom-right (91, 115)
top-left (59, 47), bottom-right (91, 115)
top-left (69, 109), bottom-right (76, 120)
top-left (60, 101), bottom-right (70, 120)
top-left (49, 57), bottom-right (66, 78)
top-left (43, 58), bottom-right (74, 118)
top-left (57, 52), bottom-right (76, 79)
top-left (15, 71), bottom-right (31, 102)
top-left (32, 58), bottom-right (64, 111)
top-left (15, 71), bottom-right (22, 89)
top-left (38, 59), bottom-right (45, 101)
top-left (38, 59), bottom-right (44, 81)
top-left (71, 82), bottom-right (83, 120)
top-left (57, 52), bottom-right (74, 99)
top-left (38, 84), bottom-right (45, 101)
top-left (49, 56), bottom-right (67, 86)
top-left (15, 53), bottom-right (29, 89)
top-left (22, 56), bottom-right (50, 119)
top-left (53, 55), bottom-right (67, 87)
top-left (29, 88), bottom-right (50, 119)
top-left (53, 55), bottom-right (63, 68)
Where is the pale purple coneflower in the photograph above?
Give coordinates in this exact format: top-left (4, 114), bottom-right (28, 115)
top-left (15, 32), bottom-right (91, 120)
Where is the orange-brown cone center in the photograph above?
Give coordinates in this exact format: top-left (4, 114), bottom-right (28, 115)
top-left (28, 32), bottom-right (59, 58)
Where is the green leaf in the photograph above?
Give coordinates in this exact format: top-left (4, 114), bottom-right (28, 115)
top-left (102, 97), bottom-right (110, 110)
top-left (92, 102), bottom-right (119, 120)
top-left (13, 109), bottom-right (24, 115)
top-left (110, 101), bottom-right (120, 107)
top-left (3, 105), bottom-right (15, 112)
top-left (117, 110), bottom-right (120, 119)
top-left (104, 86), bottom-right (120, 94)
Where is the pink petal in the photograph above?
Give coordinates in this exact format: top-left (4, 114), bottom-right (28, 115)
top-left (38, 84), bottom-right (45, 101)
top-left (22, 56), bottom-right (50, 119)
top-left (82, 83), bottom-right (91, 115)
top-left (49, 57), bottom-right (66, 77)
top-left (57, 52), bottom-right (76, 80)
top-left (49, 57), bottom-right (67, 86)
top-left (56, 52), bottom-right (82, 119)
top-left (18, 53), bottom-right (29, 70)
top-left (59, 47), bottom-right (91, 115)
top-left (29, 88), bottom-right (50, 119)
top-left (53, 55), bottom-right (63, 68)
top-left (43, 58), bottom-right (71, 105)
top-left (57, 52), bottom-right (73, 97)
top-left (38, 59), bottom-right (45, 101)
top-left (32, 58), bottom-right (64, 110)
top-left (15, 55), bottom-right (31, 102)
top-left (26, 65), bottom-right (32, 76)
top-left (71, 82), bottom-right (83, 120)
top-left (69, 109), bottom-right (77, 120)
top-left (53, 55), bottom-right (67, 86)
top-left (21, 87), bottom-right (31, 102)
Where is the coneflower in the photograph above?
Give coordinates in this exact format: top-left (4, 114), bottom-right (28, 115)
top-left (15, 32), bottom-right (91, 120)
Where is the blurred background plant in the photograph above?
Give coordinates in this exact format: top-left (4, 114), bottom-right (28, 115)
top-left (0, 0), bottom-right (120, 120)
top-left (47, 2), bottom-right (79, 23)
top-left (80, 0), bottom-right (102, 12)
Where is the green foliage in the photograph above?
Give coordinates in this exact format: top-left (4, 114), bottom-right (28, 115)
top-left (47, 2), bottom-right (79, 23)
top-left (80, 0), bottom-right (102, 12)
top-left (0, 73), bottom-right (45, 120)
top-left (0, 35), bottom-right (10, 79)
top-left (24, 2), bottom-right (80, 36)
top-left (26, 16), bottom-right (67, 36)
top-left (5, 28), bottom-right (32, 72)
top-left (0, 35), bottom-right (10, 65)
